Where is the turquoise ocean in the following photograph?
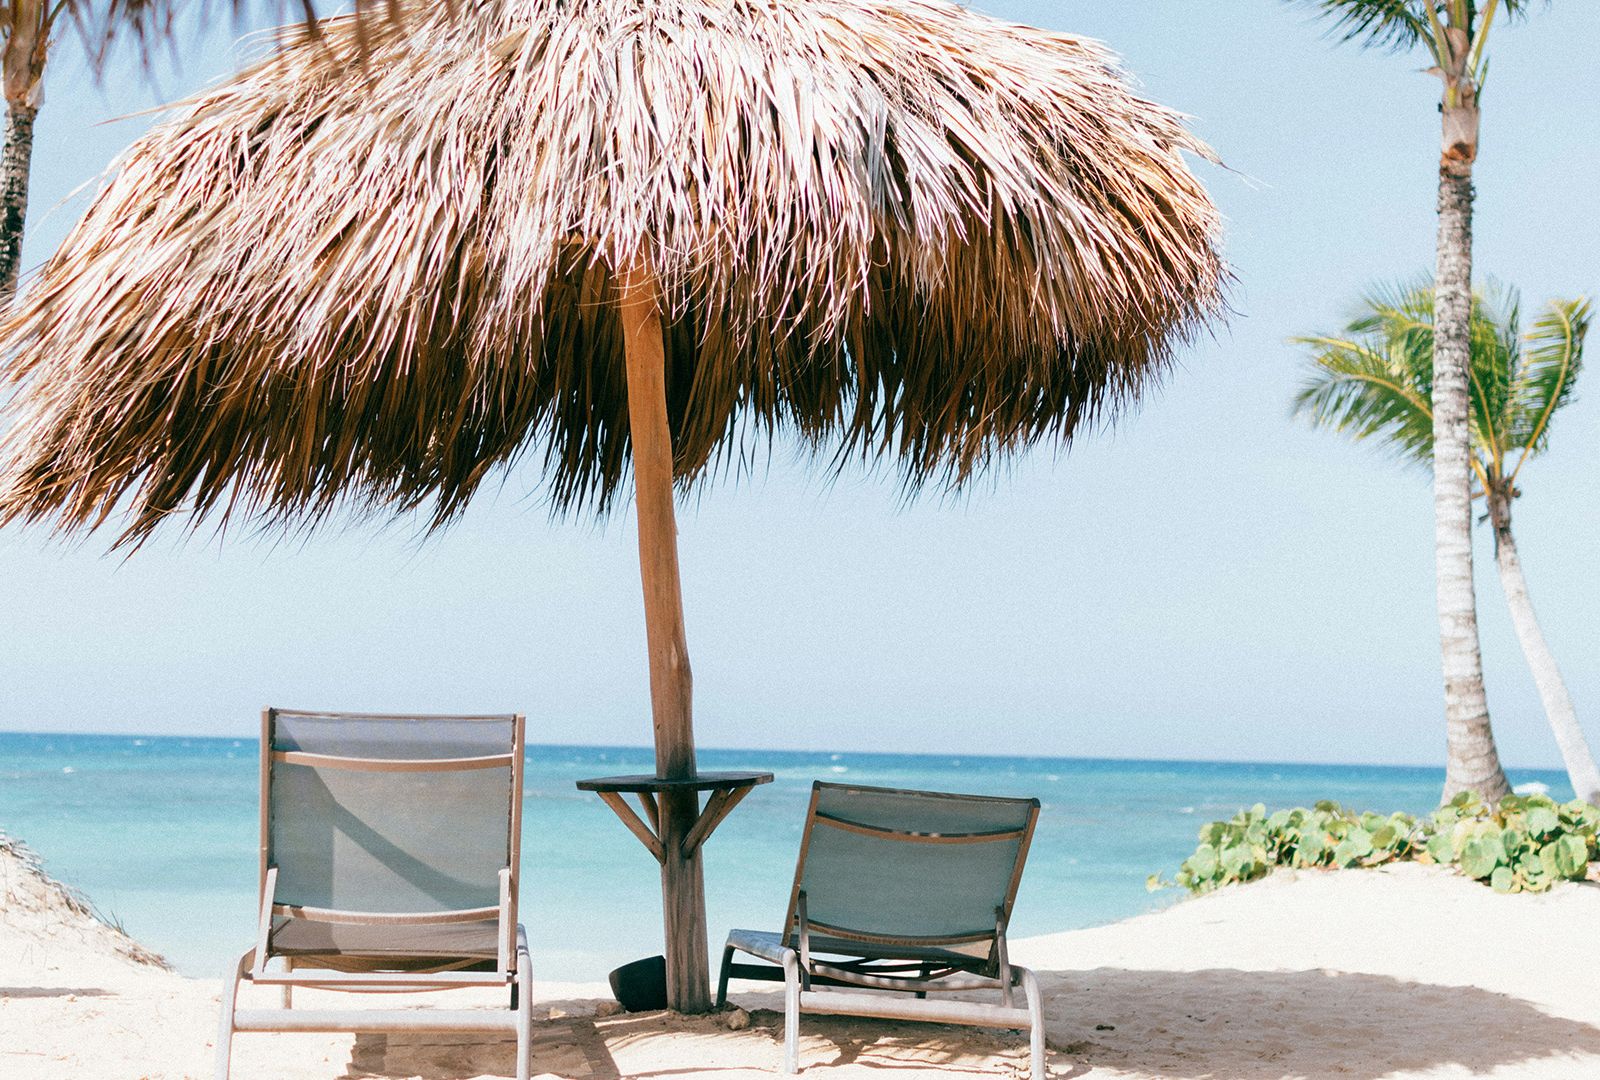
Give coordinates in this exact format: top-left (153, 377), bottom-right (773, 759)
top-left (0, 732), bottom-right (1571, 981)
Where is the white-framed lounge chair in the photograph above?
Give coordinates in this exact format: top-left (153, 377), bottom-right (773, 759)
top-left (717, 781), bottom-right (1045, 1079)
top-left (215, 708), bottom-right (531, 1080)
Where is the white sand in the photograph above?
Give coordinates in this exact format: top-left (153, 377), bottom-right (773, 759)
top-left (5, 841), bottom-right (1599, 1079)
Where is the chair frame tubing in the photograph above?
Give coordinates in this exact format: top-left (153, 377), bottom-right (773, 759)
top-left (717, 938), bottom-right (1045, 1080)
top-left (718, 781), bottom-right (1046, 1079)
top-left (215, 709), bottom-right (531, 1080)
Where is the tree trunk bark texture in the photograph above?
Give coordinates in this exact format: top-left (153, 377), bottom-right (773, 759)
top-left (0, 101), bottom-right (36, 300)
top-left (0, 0), bottom-right (47, 301)
top-left (618, 256), bottom-right (711, 1014)
top-left (1487, 491), bottom-right (1600, 804)
top-left (1433, 120), bottom-right (1510, 806)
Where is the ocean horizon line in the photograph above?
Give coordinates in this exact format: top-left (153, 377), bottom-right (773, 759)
top-left (0, 727), bottom-right (1571, 779)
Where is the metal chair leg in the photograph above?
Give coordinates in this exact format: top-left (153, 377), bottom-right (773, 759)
top-left (716, 944), bottom-right (736, 1007)
top-left (1019, 966), bottom-right (1045, 1080)
top-left (515, 936), bottom-right (534, 1080)
top-left (214, 948), bottom-right (253, 1080)
top-left (782, 948), bottom-right (801, 1074)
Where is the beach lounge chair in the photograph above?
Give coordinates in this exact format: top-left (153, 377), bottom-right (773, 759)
top-left (215, 709), bottom-right (531, 1080)
top-left (717, 781), bottom-right (1045, 1078)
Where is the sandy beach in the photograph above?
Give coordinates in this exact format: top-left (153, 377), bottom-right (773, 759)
top-left (6, 836), bottom-right (1599, 1080)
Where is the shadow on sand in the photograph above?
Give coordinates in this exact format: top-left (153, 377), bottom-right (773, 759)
top-left (0, 986), bottom-right (112, 999)
top-left (341, 1004), bottom-right (1031, 1080)
top-left (1037, 967), bottom-right (1600, 1078)
top-left (338, 968), bottom-right (1600, 1079)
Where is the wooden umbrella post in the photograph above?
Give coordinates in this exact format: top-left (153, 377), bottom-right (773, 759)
top-left (618, 255), bottom-right (711, 1013)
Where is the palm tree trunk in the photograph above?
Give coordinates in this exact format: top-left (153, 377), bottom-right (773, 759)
top-left (0, 99), bottom-right (38, 300)
top-left (0, 0), bottom-right (48, 301)
top-left (1486, 490), bottom-right (1600, 804)
top-left (1433, 104), bottom-right (1510, 805)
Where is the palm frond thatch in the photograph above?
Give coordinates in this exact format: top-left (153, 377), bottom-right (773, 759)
top-left (0, 0), bottom-right (1226, 545)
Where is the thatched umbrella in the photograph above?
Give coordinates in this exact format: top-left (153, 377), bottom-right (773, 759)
top-left (0, 0), bottom-right (1224, 1010)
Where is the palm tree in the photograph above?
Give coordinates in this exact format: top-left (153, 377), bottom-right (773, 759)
top-left (1289, 0), bottom-right (1547, 803)
top-left (1295, 281), bottom-right (1597, 804)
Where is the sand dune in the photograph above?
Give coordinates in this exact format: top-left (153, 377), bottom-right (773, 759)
top-left (4, 840), bottom-right (1598, 1079)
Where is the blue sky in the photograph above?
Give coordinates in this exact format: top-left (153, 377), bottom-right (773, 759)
top-left (1, 1), bottom-right (1595, 768)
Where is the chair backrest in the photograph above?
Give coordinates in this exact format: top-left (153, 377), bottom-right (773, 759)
top-left (260, 709), bottom-right (524, 920)
top-left (785, 782), bottom-right (1039, 968)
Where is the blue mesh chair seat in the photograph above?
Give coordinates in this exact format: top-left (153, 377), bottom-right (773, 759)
top-left (214, 710), bottom-right (533, 1079)
top-left (266, 916), bottom-right (503, 968)
top-left (718, 782), bottom-right (1045, 1078)
top-left (725, 929), bottom-right (990, 968)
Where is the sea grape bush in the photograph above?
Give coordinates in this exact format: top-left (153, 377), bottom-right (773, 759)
top-left (1429, 792), bottom-right (1600, 893)
top-left (1154, 792), bottom-right (1599, 896)
top-left (1151, 801), bottom-right (1423, 894)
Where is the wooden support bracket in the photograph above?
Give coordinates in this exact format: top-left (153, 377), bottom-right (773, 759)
top-left (682, 783), bottom-right (755, 855)
top-left (596, 790), bottom-right (666, 864)
top-left (636, 790), bottom-right (660, 833)
top-left (584, 772), bottom-right (772, 864)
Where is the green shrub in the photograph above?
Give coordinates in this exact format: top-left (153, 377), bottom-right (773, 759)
top-left (1152, 792), bottom-right (1599, 896)
top-left (1429, 792), bottom-right (1600, 893)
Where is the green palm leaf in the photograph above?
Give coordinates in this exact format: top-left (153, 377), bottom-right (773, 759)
top-left (1288, 1), bottom-right (1434, 52)
top-left (1466, 281), bottom-right (1518, 472)
top-left (1286, 1), bottom-right (1546, 68)
top-left (1293, 279), bottom-right (1587, 485)
top-left (1508, 298), bottom-right (1590, 463)
top-left (1292, 330), bottom-right (1435, 468)
top-left (1349, 276), bottom-right (1437, 392)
